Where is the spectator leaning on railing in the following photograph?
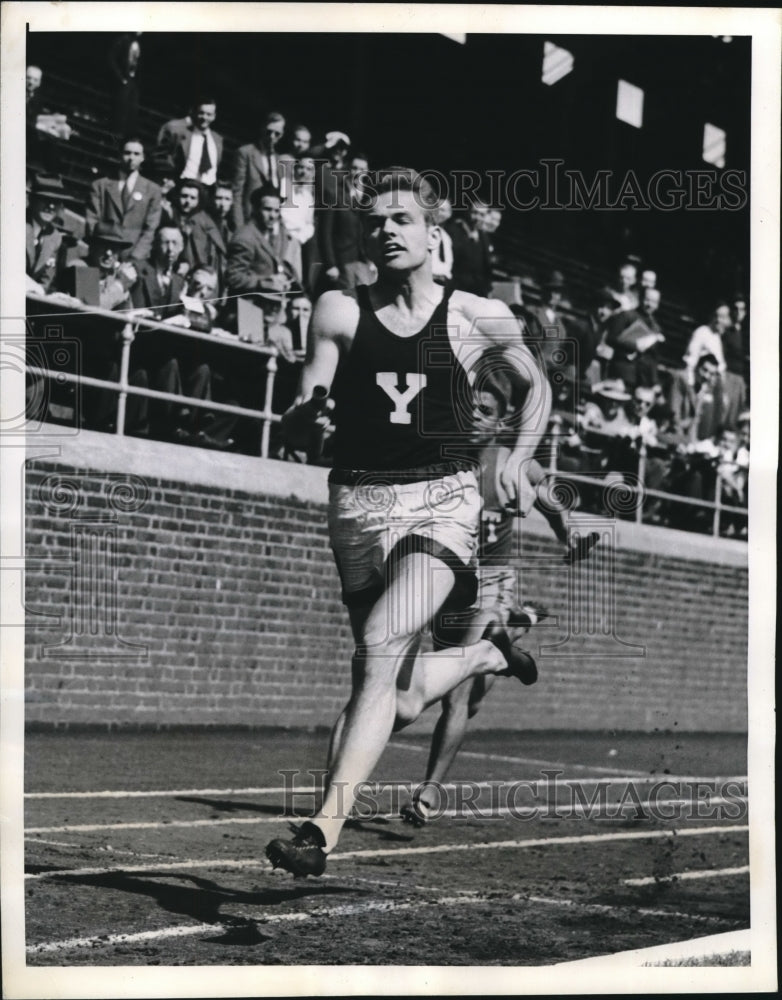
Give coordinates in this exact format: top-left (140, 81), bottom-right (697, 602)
top-left (130, 226), bottom-right (187, 319)
top-left (669, 353), bottom-right (724, 446)
top-left (682, 300), bottom-right (746, 430)
top-left (85, 136), bottom-right (162, 265)
top-left (225, 183), bottom-right (303, 301)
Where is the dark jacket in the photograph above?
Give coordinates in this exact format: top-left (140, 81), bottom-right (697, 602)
top-left (225, 221), bottom-right (302, 294)
top-left (447, 218), bottom-right (493, 297)
top-left (86, 175), bottom-right (163, 263)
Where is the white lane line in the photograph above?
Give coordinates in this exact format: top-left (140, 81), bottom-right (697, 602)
top-left (24, 787), bottom-right (301, 800)
top-left (525, 894), bottom-right (736, 926)
top-left (25, 824), bottom-right (748, 880)
top-left (26, 886), bottom-right (744, 958)
top-left (26, 817), bottom-right (287, 834)
top-left (23, 775), bottom-right (749, 800)
top-left (24, 794), bottom-right (748, 836)
top-left (623, 865), bottom-right (750, 887)
top-left (26, 896), bottom-right (484, 955)
top-left (387, 741), bottom-right (651, 776)
top-left (334, 824), bottom-right (748, 860)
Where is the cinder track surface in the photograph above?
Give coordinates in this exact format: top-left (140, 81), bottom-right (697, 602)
top-left (24, 729), bottom-right (749, 966)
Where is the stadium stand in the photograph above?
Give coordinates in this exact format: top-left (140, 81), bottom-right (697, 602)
top-left (24, 34), bottom-right (749, 538)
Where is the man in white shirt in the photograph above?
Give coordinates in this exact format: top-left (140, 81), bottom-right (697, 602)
top-left (682, 301), bottom-right (731, 383)
top-left (158, 98), bottom-right (224, 192)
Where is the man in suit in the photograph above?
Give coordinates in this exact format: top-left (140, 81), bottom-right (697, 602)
top-left (85, 137), bottom-right (162, 265)
top-left (127, 226), bottom-right (227, 448)
top-left (315, 152), bottom-right (375, 294)
top-left (231, 111), bottom-right (287, 228)
top-left (225, 184), bottom-right (302, 297)
top-left (158, 98), bottom-right (223, 191)
top-left (26, 174), bottom-right (81, 293)
top-left (523, 270), bottom-right (573, 380)
top-left (447, 198), bottom-right (494, 297)
top-left (163, 179), bottom-right (227, 288)
top-left (130, 225), bottom-right (187, 317)
top-left (605, 286), bottom-right (665, 391)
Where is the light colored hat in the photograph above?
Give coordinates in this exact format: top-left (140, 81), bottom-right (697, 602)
top-left (593, 379), bottom-right (631, 402)
top-left (324, 131), bottom-right (351, 149)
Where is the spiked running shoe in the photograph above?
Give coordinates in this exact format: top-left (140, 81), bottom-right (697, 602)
top-left (400, 791), bottom-right (438, 828)
top-left (483, 602), bottom-right (547, 685)
top-left (564, 530), bottom-right (600, 564)
top-left (266, 821), bottom-right (327, 877)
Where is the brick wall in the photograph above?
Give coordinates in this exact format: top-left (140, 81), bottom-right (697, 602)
top-left (21, 431), bottom-right (748, 732)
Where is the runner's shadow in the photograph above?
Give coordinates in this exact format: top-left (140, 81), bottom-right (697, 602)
top-left (343, 818), bottom-right (415, 842)
top-left (53, 869), bottom-right (365, 941)
top-left (175, 796), bottom-right (295, 816)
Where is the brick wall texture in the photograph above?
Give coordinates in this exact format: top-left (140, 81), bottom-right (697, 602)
top-left (23, 453), bottom-right (748, 733)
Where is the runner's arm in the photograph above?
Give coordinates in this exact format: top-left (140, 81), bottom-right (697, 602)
top-left (458, 295), bottom-right (552, 512)
top-left (281, 291), bottom-right (357, 450)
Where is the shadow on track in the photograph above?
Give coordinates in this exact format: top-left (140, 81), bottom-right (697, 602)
top-left (51, 869), bottom-right (366, 945)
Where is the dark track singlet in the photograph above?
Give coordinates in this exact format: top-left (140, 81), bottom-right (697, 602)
top-left (331, 285), bottom-right (471, 472)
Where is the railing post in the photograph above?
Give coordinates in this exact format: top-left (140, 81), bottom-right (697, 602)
top-left (261, 351), bottom-right (278, 458)
top-left (115, 322), bottom-right (135, 437)
top-left (713, 471), bottom-right (723, 537)
top-left (549, 413), bottom-right (561, 473)
top-left (635, 440), bottom-right (647, 524)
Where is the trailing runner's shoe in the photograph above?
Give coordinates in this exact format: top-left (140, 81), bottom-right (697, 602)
top-left (564, 530), bottom-right (601, 564)
top-left (507, 602), bottom-right (549, 630)
top-left (266, 821), bottom-right (327, 877)
top-left (400, 791), bottom-right (438, 828)
top-left (483, 619), bottom-right (538, 686)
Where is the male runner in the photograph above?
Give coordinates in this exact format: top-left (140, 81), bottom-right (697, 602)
top-left (266, 168), bottom-right (551, 877)
top-left (398, 362), bottom-right (547, 825)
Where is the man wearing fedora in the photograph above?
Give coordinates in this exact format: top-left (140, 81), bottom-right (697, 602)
top-left (84, 223), bottom-right (138, 311)
top-left (225, 183), bottom-right (302, 299)
top-left (26, 175), bottom-right (82, 293)
top-left (86, 137), bottom-right (162, 265)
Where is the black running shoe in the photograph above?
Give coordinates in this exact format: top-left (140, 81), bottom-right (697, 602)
top-left (400, 794), bottom-right (437, 828)
top-left (266, 821), bottom-right (327, 877)
top-left (564, 531), bottom-right (600, 564)
top-left (483, 614), bottom-right (539, 686)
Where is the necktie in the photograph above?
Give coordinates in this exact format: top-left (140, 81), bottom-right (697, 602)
top-left (199, 136), bottom-right (212, 176)
top-left (270, 154), bottom-right (278, 187)
top-left (121, 182), bottom-right (132, 212)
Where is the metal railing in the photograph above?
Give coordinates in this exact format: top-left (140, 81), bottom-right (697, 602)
top-left (25, 294), bottom-right (747, 538)
top-left (545, 414), bottom-right (748, 539)
top-left (25, 294), bottom-right (281, 457)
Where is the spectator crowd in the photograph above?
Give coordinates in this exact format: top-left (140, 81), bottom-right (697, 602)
top-left (24, 50), bottom-right (749, 537)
